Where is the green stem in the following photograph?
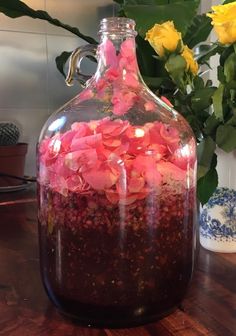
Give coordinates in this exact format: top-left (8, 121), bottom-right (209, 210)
top-left (233, 43), bottom-right (236, 54)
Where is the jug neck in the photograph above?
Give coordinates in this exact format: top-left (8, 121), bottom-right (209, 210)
top-left (94, 18), bottom-right (140, 81)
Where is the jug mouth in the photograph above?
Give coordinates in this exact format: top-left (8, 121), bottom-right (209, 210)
top-left (99, 17), bottom-right (137, 37)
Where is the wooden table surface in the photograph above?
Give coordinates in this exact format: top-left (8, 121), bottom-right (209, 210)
top-left (0, 187), bottom-right (236, 336)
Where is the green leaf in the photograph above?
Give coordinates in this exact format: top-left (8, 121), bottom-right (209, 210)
top-left (222, 0), bottom-right (236, 4)
top-left (124, 1), bottom-right (200, 37)
top-left (142, 76), bottom-right (163, 89)
top-left (136, 35), bottom-right (158, 76)
top-left (224, 52), bottom-right (236, 83)
top-left (216, 125), bottom-right (236, 152)
top-left (195, 44), bottom-right (222, 66)
top-left (212, 84), bottom-right (225, 121)
top-left (197, 137), bottom-right (216, 179)
top-left (225, 80), bottom-right (236, 90)
top-left (191, 87), bottom-right (215, 113)
top-left (204, 115), bottom-right (221, 136)
top-left (185, 115), bottom-right (203, 141)
top-left (206, 79), bottom-right (213, 88)
top-left (165, 54), bottom-right (186, 91)
top-left (193, 76), bottom-right (204, 89)
top-left (124, 0), bottom-right (167, 4)
top-left (211, 153), bottom-right (217, 170)
top-left (220, 45), bottom-right (234, 66)
top-left (113, 0), bottom-right (124, 4)
top-left (55, 51), bottom-right (72, 78)
top-left (55, 50), bottom-right (97, 79)
top-left (184, 15), bottom-right (212, 49)
top-left (197, 167), bottom-right (218, 205)
top-left (226, 115), bottom-right (236, 127)
top-left (124, 0), bottom-right (188, 4)
top-left (0, 0), bottom-right (97, 44)
top-left (165, 55), bottom-right (187, 74)
top-left (217, 66), bottom-right (226, 83)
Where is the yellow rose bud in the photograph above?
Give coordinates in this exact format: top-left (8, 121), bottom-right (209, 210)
top-left (145, 21), bottom-right (182, 57)
top-left (181, 45), bottom-right (199, 76)
top-left (207, 3), bottom-right (236, 45)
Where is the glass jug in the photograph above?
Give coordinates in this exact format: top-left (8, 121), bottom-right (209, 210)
top-left (37, 17), bottom-right (197, 328)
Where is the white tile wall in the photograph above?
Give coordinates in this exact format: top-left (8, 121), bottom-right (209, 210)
top-left (0, 0), bottom-right (46, 33)
top-left (0, 0), bottom-right (114, 175)
top-left (208, 0), bottom-right (221, 86)
top-left (0, 31), bottom-right (48, 109)
top-left (45, 0), bottom-right (114, 37)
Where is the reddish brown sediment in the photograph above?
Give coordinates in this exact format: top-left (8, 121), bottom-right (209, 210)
top-left (38, 184), bottom-right (195, 324)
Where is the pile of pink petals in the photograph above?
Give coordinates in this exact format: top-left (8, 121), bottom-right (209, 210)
top-left (39, 117), bottom-right (195, 204)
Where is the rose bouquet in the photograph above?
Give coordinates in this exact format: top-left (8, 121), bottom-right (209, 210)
top-left (1, 0), bottom-right (236, 204)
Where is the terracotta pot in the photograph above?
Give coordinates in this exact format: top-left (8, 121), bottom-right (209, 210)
top-left (0, 143), bottom-right (28, 187)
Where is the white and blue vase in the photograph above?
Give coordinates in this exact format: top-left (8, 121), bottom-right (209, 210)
top-left (200, 149), bottom-right (236, 253)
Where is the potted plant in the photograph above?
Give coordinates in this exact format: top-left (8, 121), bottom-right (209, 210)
top-left (0, 122), bottom-right (28, 187)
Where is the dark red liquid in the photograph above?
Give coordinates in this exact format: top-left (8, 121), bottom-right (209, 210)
top-left (38, 185), bottom-right (195, 327)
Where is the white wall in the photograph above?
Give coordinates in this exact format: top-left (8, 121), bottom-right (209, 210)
top-left (0, 0), bottom-right (114, 175)
top-left (208, 0), bottom-right (221, 85)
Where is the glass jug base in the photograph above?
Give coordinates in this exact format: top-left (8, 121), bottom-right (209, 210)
top-left (48, 293), bottom-right (181, 328)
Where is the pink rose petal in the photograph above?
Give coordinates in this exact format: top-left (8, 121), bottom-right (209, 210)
top-left (128, 176), bottom-right (145, 193)
top-left (100, 39), bottom-right (118, 68)
top-left (120, 38), bottom-right (136, 58)
top-left (83, 168), bottom-right (118, 190)
top-left (144, 101), bottom-right (156, 112)
top-left (161, 96), bottom-right (173, 107)
top-left (112, 89), bottom-right (137, 116)
top-left (71, 134), bottom-right (102, 151)
top-left (78, 89), bottom-right (94, 102)
top-left (105, 68), bottom-right (120, 81)
top-left (157, 161), bottom-right (186, 181)
top-left (160, 124), bottom-right (180, 144)
top-left (124, 73), bottom-right (139, 88)
top-left (61, 130), bottom-right (76, 152)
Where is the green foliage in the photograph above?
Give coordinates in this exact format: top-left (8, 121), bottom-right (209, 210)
top-left (113, 0), bottom-right (124, 4)
top-left (184, 15), bottom-right (212, 49)
top-left (223, 0), bottom-right (236, 4)
top-left (216, 125), bottom-right (236, 152)
top-left (123, 1), bottom-right (200, 37)
top-left (212, 84), bottom-right (225, 121)
top-left (196, 44), bottom-right (222, 66)
top-left (165, 55), bottom-right (186, 92)
top-left (197, 137), bottom-right (216, 179)
top-left (56, 52), bottom-right (73, 78)
top-left (135, 35), bottom-right (158, 77)
top-left (197, 154), bottom-right (218, 205)
top-left (224, 53), bottom-right (236, 83)
top-left (191, 87), bottom-right (216, 113)
top-left (204, 115), bottom-right (221, 136)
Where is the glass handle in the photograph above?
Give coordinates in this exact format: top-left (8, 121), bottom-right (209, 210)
top-left (65, 44), bottom-right (97, 87)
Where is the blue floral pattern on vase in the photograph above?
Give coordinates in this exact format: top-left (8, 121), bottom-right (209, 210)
top-left (200, 188), bottom-right (236, 252)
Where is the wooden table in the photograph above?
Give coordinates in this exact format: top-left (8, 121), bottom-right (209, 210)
top-left (0, 188), bottom-right (236, 336)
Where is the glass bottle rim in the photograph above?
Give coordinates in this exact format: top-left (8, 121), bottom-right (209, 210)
top-left (99, 17), bottom-right (137, 37)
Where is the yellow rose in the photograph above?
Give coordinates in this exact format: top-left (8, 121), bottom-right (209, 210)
top-left (207, 3), bottom-right (236, 45)
top-left (145, 21), bottom-right (182, 57)
top-left (181, 45), bottom-right (198, 76)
